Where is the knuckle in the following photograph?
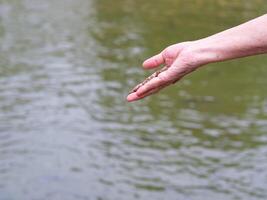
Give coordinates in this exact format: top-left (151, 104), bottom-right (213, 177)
top-left (153, 56), bottom-right (160, 65)
top-left (162, 47), bottom-right (173, 58)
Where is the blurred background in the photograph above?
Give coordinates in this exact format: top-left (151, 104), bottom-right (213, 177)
top-left (0, 0), bottom-right (267, 199)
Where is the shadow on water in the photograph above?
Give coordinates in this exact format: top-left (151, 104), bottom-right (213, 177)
top-left (0, 0), bottom-right (267, 200)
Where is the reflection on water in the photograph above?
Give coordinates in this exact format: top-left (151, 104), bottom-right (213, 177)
top-left (0, 0), bottom-right (267, 199)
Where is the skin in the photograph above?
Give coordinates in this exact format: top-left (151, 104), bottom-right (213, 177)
top-left (127, 14), bottom-right (267, 102)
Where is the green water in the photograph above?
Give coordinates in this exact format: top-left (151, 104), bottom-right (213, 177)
top-left (0, 0), bottom-right (267, 200)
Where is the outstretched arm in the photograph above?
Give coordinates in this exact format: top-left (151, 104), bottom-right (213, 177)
top-left (127, 14), bottom-right (267, 102)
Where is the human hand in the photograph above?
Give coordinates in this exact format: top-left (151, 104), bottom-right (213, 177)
top-left (127, 42), bottom-right (203, 102)
top-left (127, 15), bottom-right (267, 102)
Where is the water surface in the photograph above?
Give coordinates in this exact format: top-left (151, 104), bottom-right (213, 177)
top-left (0, 0), bottom-right (267, 199)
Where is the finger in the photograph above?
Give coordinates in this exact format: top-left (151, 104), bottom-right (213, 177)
top-left (142, 53), bottom-right (164, 69)
top-left (127, 86), bottom-right (163, 102)
top-left (136, 65), bottom-right (179, 96)
top-left (138, 84), bottom-right (169, 101)
top-left (127, 92), bottom-right (140, 102)
top-left (135, 89), bottom-right (160, 101)
top-left (136, 77), bottom-right (165, 96)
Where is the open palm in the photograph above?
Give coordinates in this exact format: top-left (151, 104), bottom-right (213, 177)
top-left (127, 42), bottom-right (200, 102)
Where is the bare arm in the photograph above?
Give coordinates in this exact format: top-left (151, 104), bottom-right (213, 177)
top-left (127, 14), bottom-right (267, 102)
top-left (194, 14), bottom-right (267, 63)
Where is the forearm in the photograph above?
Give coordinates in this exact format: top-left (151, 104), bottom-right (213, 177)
top-left (191, 14), bottom-right (267, 65)
top-left (127, 15), bottom-right (267, 102)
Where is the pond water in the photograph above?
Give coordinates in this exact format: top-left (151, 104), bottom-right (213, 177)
top-left (0, 0), bottom-right (267, 199)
